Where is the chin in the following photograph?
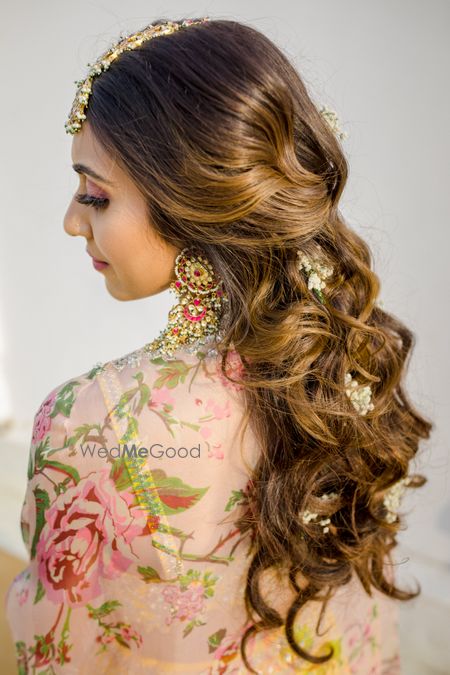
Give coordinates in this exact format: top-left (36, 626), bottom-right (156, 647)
top-left (105, 281), bottom-right (135, 302)
top-left (105, 277), bottom-right (165, 301)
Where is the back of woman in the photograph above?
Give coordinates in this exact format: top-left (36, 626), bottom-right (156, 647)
top-left (5, 16), bottom-right (431, 674)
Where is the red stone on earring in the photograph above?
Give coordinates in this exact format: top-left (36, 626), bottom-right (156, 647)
top-left (183, 306), bottom-right (206, 322)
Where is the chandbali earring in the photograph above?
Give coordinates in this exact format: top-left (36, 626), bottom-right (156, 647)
top-left (148, 246), bottom-right (229, 357)
top-left (91, 246), bottom-right (229, 373)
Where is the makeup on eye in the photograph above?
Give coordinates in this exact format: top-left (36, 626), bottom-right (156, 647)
top-left (74, 177), bottom-right (110, 209)
top-left (75, 193), bottom-right (109, 210)
top-left (86, 177), bottom-right (109, 198)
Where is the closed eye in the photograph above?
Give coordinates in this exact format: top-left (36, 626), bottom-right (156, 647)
top-left (75, 193), bottom-right (109, 210)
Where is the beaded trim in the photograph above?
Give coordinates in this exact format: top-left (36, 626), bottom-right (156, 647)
top-left (91, 330), bottom-right (223, 375)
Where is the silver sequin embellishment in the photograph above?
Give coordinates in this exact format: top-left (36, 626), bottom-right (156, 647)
top-left (92, 332), bottom-right (223, 374)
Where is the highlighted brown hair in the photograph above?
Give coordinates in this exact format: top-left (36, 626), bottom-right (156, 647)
top-left (85, 17), bottom-right (432, 670)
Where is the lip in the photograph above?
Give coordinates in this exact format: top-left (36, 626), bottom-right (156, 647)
top-left (86, 250), bottom-right (108, 264)
top-left (92, 259), bottom-right (109, 271)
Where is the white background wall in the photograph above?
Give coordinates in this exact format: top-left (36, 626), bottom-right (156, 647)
top-left (1, 1), bottom-right (449, 671)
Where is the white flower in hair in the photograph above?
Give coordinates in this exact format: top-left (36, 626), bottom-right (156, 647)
top-left (383, 476), bottom-right (413, 524)
top-left (297, 249), bottom-right (334, 303)
top-left (319, 105), bottom-right (348, 141)
top-left (300, 509), bottom-right (331, 534)
top-left (344, 372), bottom-right (375, 416)
top-left (299, 491), bottom-right (338, 534)
top-left (300, 476), bottom-right (412, 532)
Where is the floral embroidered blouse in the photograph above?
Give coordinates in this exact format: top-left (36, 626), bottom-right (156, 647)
top-left (5, 340), bottom-right (402, 673)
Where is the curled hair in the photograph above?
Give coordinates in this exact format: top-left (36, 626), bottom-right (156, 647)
top-left (84, 17), bottom-right (432, 671)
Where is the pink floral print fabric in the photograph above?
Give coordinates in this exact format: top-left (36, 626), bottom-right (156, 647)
top-left (5, 344), bottom-right (401, 673)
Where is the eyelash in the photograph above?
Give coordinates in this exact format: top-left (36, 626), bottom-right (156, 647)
top-left (75, 192), bottom-right (109, 210)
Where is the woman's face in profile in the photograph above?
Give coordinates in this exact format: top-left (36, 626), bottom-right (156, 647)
top-left (63, 120), bottom-right (180, 301)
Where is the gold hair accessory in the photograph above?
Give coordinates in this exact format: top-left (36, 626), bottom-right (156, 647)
top-left (65, 18), bottom-right (210, 135)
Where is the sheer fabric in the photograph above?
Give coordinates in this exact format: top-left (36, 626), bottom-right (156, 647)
top-left (5, 342), bottom-right (401, 673)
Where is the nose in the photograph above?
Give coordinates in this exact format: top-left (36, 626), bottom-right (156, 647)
top-left (63, 199), bottom-right (92, 238)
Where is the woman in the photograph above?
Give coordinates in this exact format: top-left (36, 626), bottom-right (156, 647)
top-left (5, 16), bottom-right (432, 674)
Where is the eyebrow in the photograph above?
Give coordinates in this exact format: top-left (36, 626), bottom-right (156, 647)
top-left (72, 162), bottom-right (115, 187)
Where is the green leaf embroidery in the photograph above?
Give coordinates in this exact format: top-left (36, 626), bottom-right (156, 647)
top-left (149, 469), bottom-right (209, 516)
top-left (86, 600), bottom-right (122, 619)
top-left (34, 436), bottom-right (51, 471)
top-left (33, 578), bottom-right (45, 604)
top-left (137, 566), bottom-right (163, 583)
top-left (20, 516), bottom-right (30, 547)
top-left (225, 489), bottom-right (245, 512)
top-left (109, 457), bottom-right (133, 492)
top-left (86, 363), bottom-right (105, 379)
top-left (153, 361), bottom-right (191, 389)
top-left (30, 487), bottom-right (50, 560)
top-left (27, 449), bottom-right (34, 480)
top-left (49, 381), bottom-right (80, 418)
top-left (40, 460), bottom-right (80, 485)
top-left (207, 627), bottom-right (227, 653)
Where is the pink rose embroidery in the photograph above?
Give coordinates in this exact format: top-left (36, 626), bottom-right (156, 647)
top-left (32, 390), bottom-right (58, 445)
top-left (36, 468), bottom-right (147, 607)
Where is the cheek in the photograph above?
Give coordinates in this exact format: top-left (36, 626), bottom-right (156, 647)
top-left (94, 217), bottom-right (141, 272)
top-left (94, 222), bottom-right (120, 261)
top-left (94, 204), bottom-right (153, 276)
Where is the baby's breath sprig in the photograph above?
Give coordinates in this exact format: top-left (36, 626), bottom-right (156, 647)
top-left (299, 478), bottom-right (413, 534)
top-left (319, 105), bottom-right (348, 141)
top-left (296, 249), bottom-right (334, 304)
top-left (299, 491), bottom-right (339, 534)
top-left (344, 372), bottom-right (375, 416)
top-left (382, 476), bottom-right (413, 524)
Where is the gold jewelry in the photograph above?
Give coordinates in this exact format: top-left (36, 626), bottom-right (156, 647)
top-left (65, 18), bottom-right (210, 135)
top-left (149, 245), bottom-right (229, 357)
top-left (89, 246), bottom-right (229, 373)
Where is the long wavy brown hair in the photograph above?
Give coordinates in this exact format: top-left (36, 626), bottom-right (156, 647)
top-left (83, 16), bottom-right (433, 671)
